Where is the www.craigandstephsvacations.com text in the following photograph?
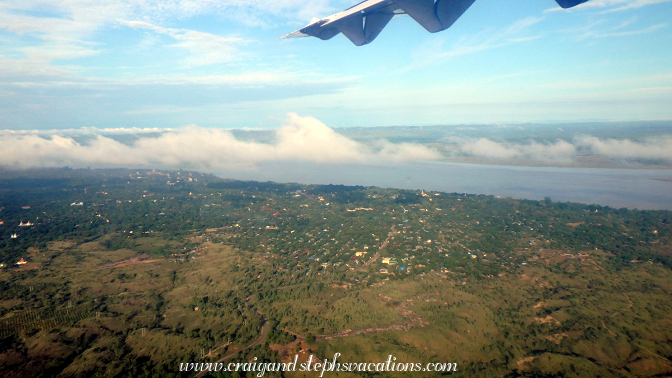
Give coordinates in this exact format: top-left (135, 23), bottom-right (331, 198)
top-left (179, 354), bottom-right (458, 376)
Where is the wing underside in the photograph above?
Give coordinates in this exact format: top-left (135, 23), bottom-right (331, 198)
top-left (282, 0), bottom-right (590, 46)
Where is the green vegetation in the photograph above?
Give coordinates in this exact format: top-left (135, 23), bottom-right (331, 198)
top-left (0, 168), bottom-right (671, 377)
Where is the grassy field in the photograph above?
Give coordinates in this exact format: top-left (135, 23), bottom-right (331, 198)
top-left (1, 231), bottom-right (672, 377)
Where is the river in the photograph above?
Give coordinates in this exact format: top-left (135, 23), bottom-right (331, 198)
top-left (210, 161), bottom-right (672, 211)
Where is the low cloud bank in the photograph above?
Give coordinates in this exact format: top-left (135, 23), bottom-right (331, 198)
top-left (448, 137), bottom-right (576, 162)
top-left (447, 135), bottom-right (672, 163)
top-left (574, 135), bottom-right (672, 161)
top-left (2, 116), bottom-right (671, 170)
top-left (0, 113), bottom-right (441, 169)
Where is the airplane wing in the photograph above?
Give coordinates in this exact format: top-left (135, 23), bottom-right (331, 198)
top-left (282, 0), bottom-right (590, 46)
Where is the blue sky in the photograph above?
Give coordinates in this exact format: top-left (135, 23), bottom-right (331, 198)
top-left (0, 0), bottom-right (671, 131)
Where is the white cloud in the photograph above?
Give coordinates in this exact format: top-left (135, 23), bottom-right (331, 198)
top-left (4, 118), bottom-right (672, 169)
top-left (447, 137), bottom-right (577, 161)
top-left (0, 0), bottom-right (341, 37)
top-left (373, 140), bottom-right (445, 162)
top-left (575, 135), bottom-right (672, 160)
top-left (122, 20), bottom-right (249, 67)
top-left (405, 16), bottom-right (543, 71)
top-left (0, 0), bottom-right (341, 77)
top-left (561, 16), bottom-right (668, 40)
top-left (444, 135), bottom-right (672, 163)
top-left (546, 0), bottom-right (672, 12)
top-left (596, 22), bottom-right (667, 37)
top-left (0, 127), bottom-right (172, 136)
top-left (0, 1), bottom-right (359, 119)
top-left (0, 61), bottom-right (355, 89)
top-left (601, 0), bottom-right (672, 12)
top-left (0, 113), bottom-right (441, 169)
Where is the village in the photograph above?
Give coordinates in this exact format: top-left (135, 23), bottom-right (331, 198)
top-left (0, 168), bottom-right (670, 377)
top-left (1, 168), bottom-right (665, 287)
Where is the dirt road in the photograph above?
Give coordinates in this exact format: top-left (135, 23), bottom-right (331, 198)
top-left (358, 225), bottom-right (396, 271)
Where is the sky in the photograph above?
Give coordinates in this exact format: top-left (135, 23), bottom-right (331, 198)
top-left (0, 0), bottom-right (671, 170)
top-left (1, 0), bottom-right (671, 130)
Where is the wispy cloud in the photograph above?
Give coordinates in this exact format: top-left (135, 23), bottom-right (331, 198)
top-left (602, 0), bottom-right (672, 12)
top-left (0, 127), bottom-right (172, 136)
top-left (122, 20), bottom-right (249, 67)
top-left (562, 16), bottom-right (668, 39)
top-left (0, 0), bottom-right (344, 37)
top-left (0, 63), bottom-right (357, 89)
top-left (404, 16), bottom-right (543, 71)
top-left (597, 22), bottom-right (667, 36)
top-left (0, 0), bottom-right (360, 125)
top-left (546, 0), bottom-right (671, 11)
top-left (0, 0), bottom-right (342, 72)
